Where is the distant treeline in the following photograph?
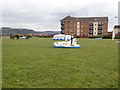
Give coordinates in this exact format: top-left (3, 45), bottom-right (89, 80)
top-left (1, 27), bottom-right (60, 34)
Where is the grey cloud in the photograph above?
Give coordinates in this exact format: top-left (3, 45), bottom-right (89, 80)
top-left (2, 0), bottom-right (119, 31)
top-left (118, 1), bottom-right (120, 24)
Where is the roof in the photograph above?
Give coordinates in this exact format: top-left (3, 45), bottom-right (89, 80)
top-left (60, 15), bottom-right (108, 21)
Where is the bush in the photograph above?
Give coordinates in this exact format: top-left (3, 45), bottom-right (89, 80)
top-left (88, 36), bottom-right (103, 38)
top-left (88, 35), bottom-right (117, 39)
top-left (102, 36), bottom-right (112, 39)
top-left (14, 34), bottom-right (19, 37)
top-left (26, 35), bottom-right (32, 38)
top-left (115, 36), bottom-right (120, 39)
top-left (37, 35), bottom-right (53, 38)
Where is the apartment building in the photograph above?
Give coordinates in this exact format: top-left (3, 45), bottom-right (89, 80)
top-left (60, 16), bottom-right (108, 37)
top-left (113, 25), bottom-right (120, 34)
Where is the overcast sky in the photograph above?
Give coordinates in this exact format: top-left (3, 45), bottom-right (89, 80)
top-left (1, 0), bottom-right (120, 31)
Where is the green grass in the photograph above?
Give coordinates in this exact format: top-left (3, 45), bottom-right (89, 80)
top-left (2, 38), bottom-right (118, 88)
top-left (0, 38), bottom-right (2, 89)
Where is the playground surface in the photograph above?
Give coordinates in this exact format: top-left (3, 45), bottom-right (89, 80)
top-left (2, 38), bottom-right (118, 88)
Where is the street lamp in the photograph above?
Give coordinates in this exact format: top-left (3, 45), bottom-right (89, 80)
top-left (112, 16), bottom-right (117, 40)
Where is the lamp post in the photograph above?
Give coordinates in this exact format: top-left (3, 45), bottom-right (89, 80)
top-left (112, 28), bottom-right (115, 40)
top-left (112, 16), bottom-right (117, 40)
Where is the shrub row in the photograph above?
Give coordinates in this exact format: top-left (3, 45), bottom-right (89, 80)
top-left (37, 35), bottom-right (53, 38)
top-left (88, 36), bottom-right (120, 39)
top-left (89, 36), bottom-right (103, 38)
top-left (14, 35), bottom-right (33, 38)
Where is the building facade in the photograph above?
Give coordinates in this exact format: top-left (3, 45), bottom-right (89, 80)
top-left (60, 16), bottom-right (108, 37)
top-left (113, 25), bottom-right (120, 34)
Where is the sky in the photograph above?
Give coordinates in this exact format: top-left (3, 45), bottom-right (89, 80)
top-left (1, 0), bottom-right (120, 31)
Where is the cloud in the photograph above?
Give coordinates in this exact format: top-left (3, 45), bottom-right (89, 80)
top-left (118, 1), bottom-right (120, 24)
top-left (1, 0), bottom-right (119, 31)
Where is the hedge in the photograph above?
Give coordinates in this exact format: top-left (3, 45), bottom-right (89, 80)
top-left (89, 36), bottom-right (120, 39)
top-left (37, 35), bottom-right (53, 38)
top-left (88, 36), bottom-right (103, 38)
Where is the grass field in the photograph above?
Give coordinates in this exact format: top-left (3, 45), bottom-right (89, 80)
top-left (0, 38), bottom-right (2, 89)
top-left (2, 38), bottom-right (118, 88)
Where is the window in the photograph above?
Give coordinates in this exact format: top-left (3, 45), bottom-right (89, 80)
top-left (77, 25), bottom-right (80, 28)
top-left (61, 22), bottom-right (64, 25)
top-left (98, 22), bottom-right (101, 24)
top-left (101, 21), bottom-right (104, 24)
top-left (105, 21), bottom-right (107, 23)
top-left (89, 27), bottom-right (93, 30)
top-left (103, 30), bottom-right (106, 32)
top-left (89, 30), bottom-right (93, 33)
top-left (77, 22), bottom-right (80, 25)
top-left (89, 23), bottom-right (93, 26)
top-left (70, 25), bottom-right (74, 28)
top-left (90, 21), bottom-right (93, 23)
top-left (61, 26), bottom-right (64, 30)
top-left (70, 30), bottom-right (74, 32)
top-left (95, 24), bottom-right (97, 26)
top-left (61, 30), bottom-right (64, 33)
top-left (102, 26), bottom-right (107, 29)
top-left (66, 20), bottom-right (69, 23)
top-left (98, 30), bottom-right (102, 33)
top-left (95, 19), bottom-right (97, 20)
top-left (70, 21), bottom-right (74, 23)
top-left (98, 27), bottom-right (102, 30)
top-left (65, 25), bottom-right (69, 28)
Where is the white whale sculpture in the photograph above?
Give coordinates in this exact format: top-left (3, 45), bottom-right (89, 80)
top-left (52, 34), bottom-right (71, 40)
top-left (53, 36), bottom-right (80, 48)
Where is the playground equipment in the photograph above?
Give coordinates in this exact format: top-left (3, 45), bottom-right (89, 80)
top-left (53, 35), bottom-right (80, 48)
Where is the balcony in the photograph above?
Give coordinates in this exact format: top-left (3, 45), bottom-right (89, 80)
top-left (89, 23), bottom-right (93, 26)
top-left (61, 30), bottom-right (64, 34)
top-left (89, 30), bottom-right (93, 33)
top-left (98, 30), bottom-right (102, 33)
top-left (98, 27), bottom-right (102, 30)
top-left (98, 24), bottom-right (102, 26)
top-left (61, 22), bottom-right (64, 26)
top-left (89, 27), bottom-right (93, 30)
top-left (70, 25), bottom-right (74, 28)
top-left (61, 26), bottom-right (64, 30)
